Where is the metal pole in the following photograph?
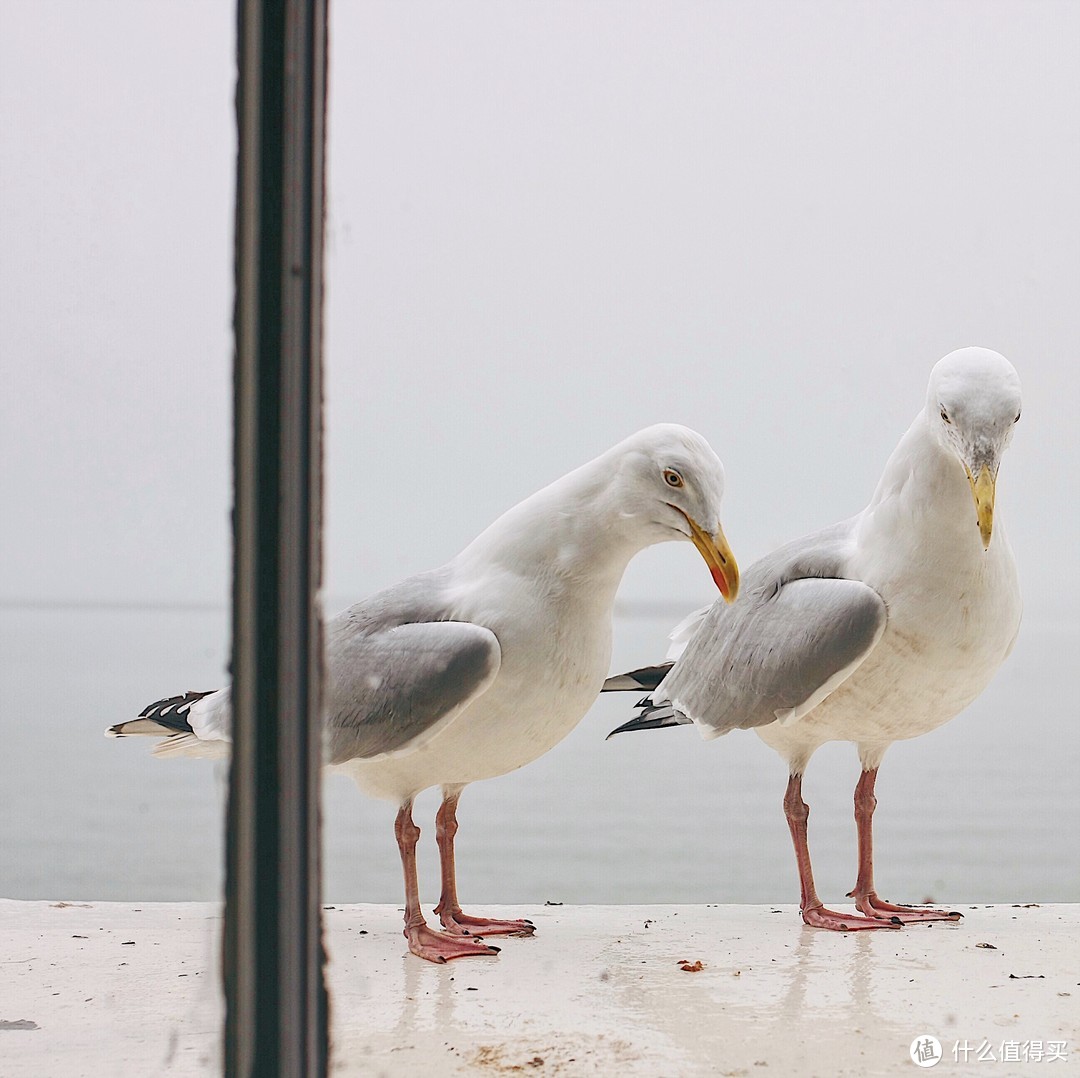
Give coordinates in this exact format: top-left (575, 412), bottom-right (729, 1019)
top-left (227, 0), bottom-right (329, 1074)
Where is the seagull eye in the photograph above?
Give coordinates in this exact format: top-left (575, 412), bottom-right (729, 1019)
top-left (940, 408), bottom-right (951, 424)
top-left (663, 468), bottom-right (684, 488)
top-left (1014, 410), bottom-right (1021, 424)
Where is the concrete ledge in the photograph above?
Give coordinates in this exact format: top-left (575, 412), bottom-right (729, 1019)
top-left (1, 900), bottom-right (1076, 1076)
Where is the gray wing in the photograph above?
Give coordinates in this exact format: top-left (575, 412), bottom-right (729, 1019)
top-left (323, 571), bottom-right (501, 763)
top-left (657, 520), bottom-right (886, 736)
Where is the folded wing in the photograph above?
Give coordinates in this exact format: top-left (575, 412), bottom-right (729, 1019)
top-left (658, 574), bottom-right (886, 736)
top-left (324, 618), bottom-right (501, 762)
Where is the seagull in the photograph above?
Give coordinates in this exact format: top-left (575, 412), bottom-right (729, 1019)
top-left (605, 349), bottom-right (1022, 930)
top-left (109, 424), bottom-right (740, 962)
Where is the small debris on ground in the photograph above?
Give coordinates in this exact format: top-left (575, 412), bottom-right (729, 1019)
top-left (976, 942), bottom-right (997, 949)
top-left (471, 1044), bottom-right (561, 1072)
top-left (678, 960), bottom-right (704, 972)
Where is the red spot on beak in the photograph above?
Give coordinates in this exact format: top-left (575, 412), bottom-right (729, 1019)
top-left (711, 565), bottom-right (729, 596)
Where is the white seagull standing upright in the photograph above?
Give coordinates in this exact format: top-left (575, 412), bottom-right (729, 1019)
top-left (109, 424), bottom-right (739, 962)
top-left (606, 349), bottom-right (1022, 930)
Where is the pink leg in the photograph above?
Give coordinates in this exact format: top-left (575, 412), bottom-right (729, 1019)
top-left (395, 800), bottom-right (501, 962)
top-left (784, 773), bottom-right (902, 931)
top-left (847, 768), bottom-right (962, 923)
top-left (433, 790), bottom-right (535, 938)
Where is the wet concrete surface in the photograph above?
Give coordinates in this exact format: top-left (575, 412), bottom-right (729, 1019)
top-left (1, 901), bottom-right (1076, 1076)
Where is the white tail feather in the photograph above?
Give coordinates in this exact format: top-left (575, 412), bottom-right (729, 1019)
top-left (151, 732), bottom-right (230, 760)
top-left (666, 605), bottom-right (711, 661)
top-left (106, 718), bottom-right (176, 738)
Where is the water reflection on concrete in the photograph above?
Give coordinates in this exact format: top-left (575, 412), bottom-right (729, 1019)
top-left (331, 902), bottom-right (1077, 1077)
top-left (4, 900), bottom-right (1072, 1077)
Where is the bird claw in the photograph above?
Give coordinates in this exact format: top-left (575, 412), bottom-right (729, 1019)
top-left (850, 892), bottom-right (963, 923)
top-left (405, 921), bottom-right (502, 962)
top-left (801, 903), bottom-right (904, 931)
top-left (436, 908), bottom-right (537, 938)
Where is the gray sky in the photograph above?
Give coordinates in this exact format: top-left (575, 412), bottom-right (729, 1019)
top-left (2, 1), bottom-right (1078, 626)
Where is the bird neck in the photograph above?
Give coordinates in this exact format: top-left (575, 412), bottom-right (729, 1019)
top-left (860, 414), bottom-right (997, 560)
top-left (454, 455), bottom-right (649, 605)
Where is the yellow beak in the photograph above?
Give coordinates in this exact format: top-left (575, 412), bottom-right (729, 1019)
top-left (966, 464), bottom-right (996, 550)
top-left (683, 513), bottom-right (740, 602)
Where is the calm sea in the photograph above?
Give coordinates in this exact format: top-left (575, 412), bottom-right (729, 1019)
top-left (1, 604), bottom-right (1077, 906)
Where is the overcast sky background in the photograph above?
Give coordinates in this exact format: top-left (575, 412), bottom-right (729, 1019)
top-left (2, 2), bottom-right (1078, 908)
top-left (2, 1), bottom-right (1078, 623)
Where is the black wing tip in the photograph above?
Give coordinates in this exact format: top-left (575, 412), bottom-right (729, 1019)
top-left (601, 662), bottom-right (675, 693)
top-left (136, 690), bottom-right (214, 733)
top-left (606, 702), bottom-right (687, 740)
top-left (606, 718), bottom-right (639, 741)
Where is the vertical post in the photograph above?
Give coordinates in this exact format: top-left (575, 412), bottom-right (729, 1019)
top-left (227, 0), bottom-right (329, 1075)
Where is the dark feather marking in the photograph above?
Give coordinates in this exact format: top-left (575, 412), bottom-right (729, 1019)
top-left (601, 662), bottom-right (674, 692)
top-left (606, 700), bottom-right (692, 740)
top-left (136, 690), bottom-right (213, 734)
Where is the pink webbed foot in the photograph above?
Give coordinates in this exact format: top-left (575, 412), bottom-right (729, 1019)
top-left (801, 903), bottom-right (904, 931)
top-left (405, 921), bottom-right (502, 963)
top-left (850, 891), bottom-right (963, 923)
top-left (436, 907), bottom-right (536, 938)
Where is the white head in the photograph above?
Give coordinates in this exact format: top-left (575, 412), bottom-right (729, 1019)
top-left (609, 423), bottom-right (739, 601)
top-left (926, 347), bottom-right (1022, 549)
